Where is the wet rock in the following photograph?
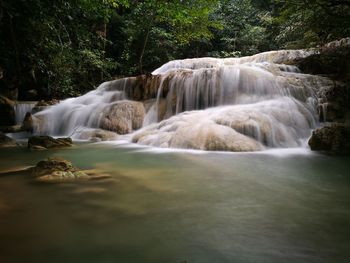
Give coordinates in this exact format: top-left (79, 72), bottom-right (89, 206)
top-left (298, 37), bottom-right (350, 78)
top-left (31, 157), bottom-right (89, 182)
top-left (318, 82), bottom-right (350, 122)
top-left (297, 38), bottom-right (350, 128)
top-left (28, 136), bottom-right (73, 150)
top-left (35, 99), bottom-right (60, 107)
top-left (73, 128), bottom-right (118, 142)
top-left (0, 132), bottom-right (17, 147)
top-left (100, 100), bottom-right (145, 134)
top-left (308, 123), bottom-right (350, 154)
top-left (32, 99), bottom-right (60, 113)
top-left (0, 95), bottom-right (15, 126)
top-left (31, 157), bottom-right (112, 182)
top-left (22, 112), bottom-right (34, 131)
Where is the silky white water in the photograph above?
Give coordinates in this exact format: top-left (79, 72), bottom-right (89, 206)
top-left (31, 49), bottom-right (335, 151)
top-left (14, 102), bottom-right (36, 124)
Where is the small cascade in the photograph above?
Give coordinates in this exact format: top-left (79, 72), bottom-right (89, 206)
top-left (14, 102), bottom-right (36, 124)
top-left (319, 102), bottom-right (329, 122)
top-left (152, 49), bottom-right (316, 75)
top-left (33, 80), bottom-right (126, 135)
top-left (32, 49), bottom-right (335, 151)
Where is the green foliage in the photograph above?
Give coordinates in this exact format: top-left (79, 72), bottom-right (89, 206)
top-left (0, 0), bottom-right (128, 99)
top-left (120, 0), bottom-right (221, 74)
top-left (272, 0), bottom-right (350, 48)
top-left (0, 0), bottom-right (349, 100)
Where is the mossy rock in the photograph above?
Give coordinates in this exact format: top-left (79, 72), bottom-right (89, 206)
top-left (31, 157), bottom-right (89, 182)
top-left (28, 136), bottom-right (73, 150)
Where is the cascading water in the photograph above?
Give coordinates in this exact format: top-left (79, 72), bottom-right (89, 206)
top-left (14, 102), bottom-right (36, 124)
top-left (32, 49), bottom-right (335, 151)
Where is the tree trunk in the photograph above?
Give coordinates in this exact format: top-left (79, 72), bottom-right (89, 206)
top-left (139, 27), bottom-right (150, 74)
top-left (101, 22), bottom-right (107, 81)
top-left (8, 13), bottom-right (21, 80)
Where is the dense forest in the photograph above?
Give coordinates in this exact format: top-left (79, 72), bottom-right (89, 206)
top-left (0, 0), bottom-right (349, 100)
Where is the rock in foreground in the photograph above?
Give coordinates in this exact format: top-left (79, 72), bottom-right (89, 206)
top-left (31, 157), bottom-right (112, 182)
top-left (28, 136), bottom-right (73, 150)
top-left (31, 157), bottom-right (88, 182)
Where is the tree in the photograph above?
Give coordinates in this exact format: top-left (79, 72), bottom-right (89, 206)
top-left (272, 0), bottom-right (350, 48)
top-left (122, 0), bottom-right (221, 74)
top-left (0, 0), bottom-right (129, 99)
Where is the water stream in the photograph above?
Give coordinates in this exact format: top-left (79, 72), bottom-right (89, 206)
top-left (14, 101), bottom-right (36, 124)
top-left (4, 49), bottom-right (349, 262)
top-left (0, 144), bottom-right (349, 263)
top-left (29, 49), bottom-right (335, 151)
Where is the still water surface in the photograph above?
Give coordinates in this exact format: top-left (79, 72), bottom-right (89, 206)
top-left (0, 144), bottom-right (349, 263)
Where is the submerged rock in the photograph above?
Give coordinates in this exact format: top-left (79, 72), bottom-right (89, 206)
top-left (31, 157), bottom-right (112, 182)
top-left (0, 132), bottom-right (17, 147)
top-left (308, 123), bottom-right (350, 154)
top-left (28, 136), bottom-right (73, 150)
top-left (100, 100), bottom-right (145, 134)
top-left (31, 157), bottom-right (88, 182)
top-left (73, 128), bottom-right (118, 142)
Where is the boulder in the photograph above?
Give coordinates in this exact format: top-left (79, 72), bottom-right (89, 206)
top-left (28, 136), bottom-right (73, 150)
top-left (319, 82), bottom-right (350, 122)
top-left (308, 123), bottom-right (350, 154)
top-left (99, 100), bottom-right (145, 134)
top-left (297, 38), bottom-right (350, 127)
top-left (22, 112), bottom-right (34, 132)
top-left (31, 157), bottom-right (88, 182)
top-left (30, 157), bottom-right (112, 182)
top-left (0, 95), bottom-right (15, 126)
top-left (0, 132), bottom-right (17, 147)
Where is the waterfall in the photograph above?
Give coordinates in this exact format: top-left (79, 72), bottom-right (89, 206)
top-left (14, 102), bottom-right (36, 124)
top-left (32, 49), bottom-right (335, 151)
